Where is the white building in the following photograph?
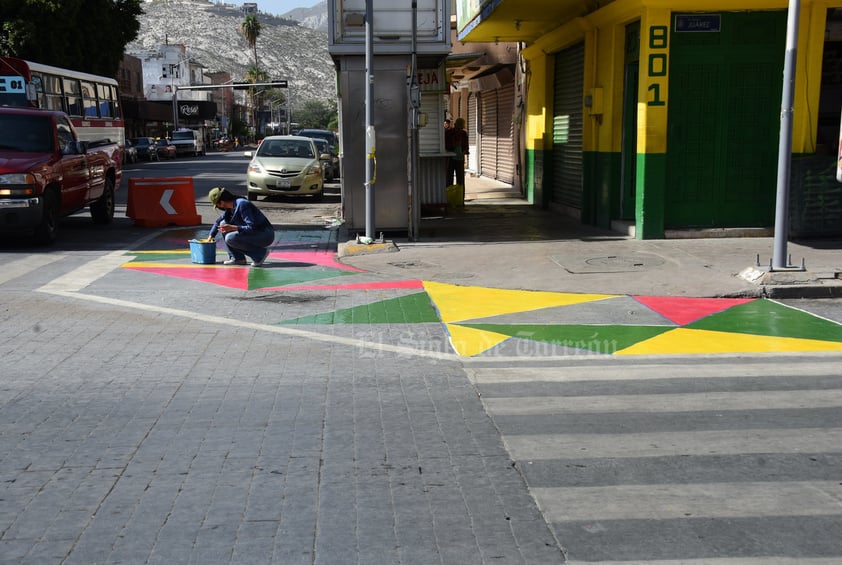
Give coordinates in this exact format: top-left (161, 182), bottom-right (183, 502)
top-left (132, 44), bottom-right (211, 102)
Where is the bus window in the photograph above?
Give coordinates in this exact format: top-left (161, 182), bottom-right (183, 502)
top-left (81, 80), bottom-right (98, 117)
top-left (98, 83), bottom-right (115, 118)
top-left (112, 86), bottom-right (121, 121)
top-left (41, 74), bottom-right (64, 112)
top-left (63, 77), bottom-right (82, 117)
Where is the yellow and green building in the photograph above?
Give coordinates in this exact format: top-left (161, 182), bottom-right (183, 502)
top-left (456, 0), bottom-right (842, 238)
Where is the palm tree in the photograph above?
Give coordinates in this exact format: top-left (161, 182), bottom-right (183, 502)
top-left (240, 14), bottom-right (261, 70)
top-left (245, 65), bottom-right (268, 133)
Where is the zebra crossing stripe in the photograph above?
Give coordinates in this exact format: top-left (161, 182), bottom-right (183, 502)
top-left (484, 389), bottom-right (842, 415)
top-left (503, 428), bottom-right (842, 460)
top-left (531, 481), bottom-right (842, 522)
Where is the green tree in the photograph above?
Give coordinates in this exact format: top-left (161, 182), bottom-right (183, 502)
top-left (0, 0), bottom-right (142, 77)
top-left (294, 99), bottom-right (338, 130)
top-left (240, 14), bottom-right (261, 70)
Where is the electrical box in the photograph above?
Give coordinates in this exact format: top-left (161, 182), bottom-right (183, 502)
top-left (586, 87), bottom-right (604, 116)
top-left (329, 0), bottom-right (451, 55)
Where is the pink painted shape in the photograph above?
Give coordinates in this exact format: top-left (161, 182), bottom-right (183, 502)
top-left (633, 295), bottom-right (755, 326)
top-left (268, 250), bottom-right (366, 272)
top-left (123, 265), bottom-right (251, 290)
top-left (265, 280), bottom-right (424, 291)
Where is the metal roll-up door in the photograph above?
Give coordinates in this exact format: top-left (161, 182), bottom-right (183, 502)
top-left (552, 42), bottom-right (585, 208)
top-left (419, 93), bottom-right (443, 154)
top-left (480, 90), bottom-right (498, 177)
top-left (467, 93), bottom-right (478, 146)
top-left (467, 93), bottom-right (478, 173)
top-left (495, 85), bottom-right (516, 184)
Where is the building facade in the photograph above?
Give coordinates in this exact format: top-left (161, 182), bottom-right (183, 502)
top-left (457, 0), bottom-right (842, 238)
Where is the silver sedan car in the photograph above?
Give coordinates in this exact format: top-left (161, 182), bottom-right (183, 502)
top-left (245, 136), bottom-right (324, 201)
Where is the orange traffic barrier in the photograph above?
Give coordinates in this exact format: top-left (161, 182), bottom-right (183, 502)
top-left (126, 177), bottom-right (202, 227)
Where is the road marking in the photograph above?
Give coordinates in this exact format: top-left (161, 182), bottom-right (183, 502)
top-left (504, 428), bottom-right (842, 460)
top-left (0, 254), bottom-right (65, 285)
top-left (37, 250), bottom-right (133, 293)
top-left (159, 189), bottom-right (176, 214)
top-left (484, 389), bottom-right (842, 415)
top-left (466, 362), bottom-right (842, 383)
top-left (534, 481), bottom-right (842, 522)
top-left (37, 283), bottom-right (460, 362)
top-left (567, 560), bottom-right (842, 565)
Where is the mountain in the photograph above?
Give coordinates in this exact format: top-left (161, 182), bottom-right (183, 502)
top-left (283, 1), bottom-right (329, 33)
top-left (127, 0), bottom-right (335, 104)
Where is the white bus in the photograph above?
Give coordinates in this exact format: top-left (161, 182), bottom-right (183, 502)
top-left (0, 56), bottom-right (125, 151)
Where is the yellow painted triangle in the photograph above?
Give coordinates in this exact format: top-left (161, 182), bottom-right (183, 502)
top-left (123, 262), bottom-right (218, 269)
top-left (617, 327), bottom-right (842, 356)
top-left (446, 323), bottom-right (510, 357)
top-left (423, 281), bottom-right (615, 323)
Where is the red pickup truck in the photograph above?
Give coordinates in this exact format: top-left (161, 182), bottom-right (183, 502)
top-left (0, 107), bottom-right (122, 244)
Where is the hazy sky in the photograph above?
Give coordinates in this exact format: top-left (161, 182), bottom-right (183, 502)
top-left (221, 0), bottom-right (323, 17)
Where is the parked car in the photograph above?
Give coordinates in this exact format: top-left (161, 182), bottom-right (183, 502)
top-left (130, 137), bottom-right (158, 161)
top-left (297, 128), bottom-right (338, 152)
top-left (244, 135), bottom-right (323, 201)
top-left (311, 138), bottom-right (338, 181)
top-left (154, 138), bottom-right (177, 159)
top-left (123, 139), bottom-right (138, 164)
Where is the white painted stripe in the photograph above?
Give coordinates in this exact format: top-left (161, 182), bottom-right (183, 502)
top-left (533, 481), bottom-right (842, 522)
top-left (484, 389), bottom-right (842, 416)
top-left (38, 289), bottom-right (461, 362)
top-left (0, 254), bottom-right (65, 285)
top-left (37, 250), bottom-right (132, 293)
top-left (504, 428), bottom-right (842, 460)
top-left (467, 363), bottom-right (842, 384)
top-left (567, 558), bottom-right (842, 565)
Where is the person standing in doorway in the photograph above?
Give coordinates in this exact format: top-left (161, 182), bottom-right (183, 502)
top-left (445, 117), bottom-right (469, 187)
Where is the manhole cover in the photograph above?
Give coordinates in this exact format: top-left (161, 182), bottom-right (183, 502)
top-left (388, 261), bottom-right (438, 269)
top-left (552, 254), bottom-right (666, 273)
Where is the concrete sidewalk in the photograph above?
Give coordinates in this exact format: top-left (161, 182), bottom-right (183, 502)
top-left (338, 179), bottom-right (842, 299)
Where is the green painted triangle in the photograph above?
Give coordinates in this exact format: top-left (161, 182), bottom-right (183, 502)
top-left (127, 252), bottom-right (195, 263)
top-left (687, 299), bottom-right (842, 342)
top-left (279, 291), bottom-right (440, 325)
top-left (459, 324), bottom-right (673, 353)
top-left (248, 267), bottom-right (353, 289)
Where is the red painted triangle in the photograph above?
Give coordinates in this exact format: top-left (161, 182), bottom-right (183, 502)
top-left (275, 280), bottom-right (424, 291)
top-left (123, 265), bottom-right (251, 290)
top-left (633, 295), bottom-right (755, 325)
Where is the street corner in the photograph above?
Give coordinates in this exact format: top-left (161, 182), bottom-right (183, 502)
top-left (103, 231), bottom-right (842, 360)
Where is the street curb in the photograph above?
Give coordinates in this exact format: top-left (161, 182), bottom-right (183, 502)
top-left (337, 240), bottom-right (400, 258)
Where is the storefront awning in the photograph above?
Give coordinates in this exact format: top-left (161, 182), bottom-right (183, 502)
top-left (457, 0), bottom-right (606, 44)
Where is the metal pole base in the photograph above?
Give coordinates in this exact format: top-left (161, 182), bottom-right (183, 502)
top-left (756, 254), bottom-right (806, 272)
